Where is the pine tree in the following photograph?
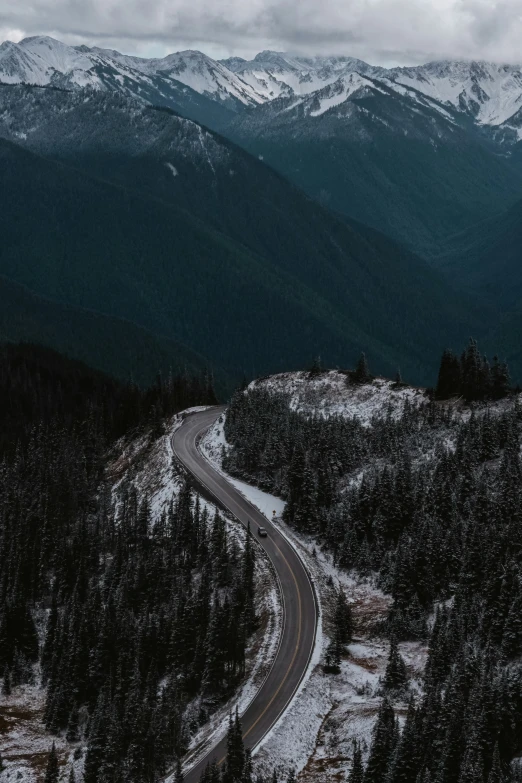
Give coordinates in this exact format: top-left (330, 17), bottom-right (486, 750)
top-left (2, 665), bottom-right (11, 696)
top-left (309, 356), bottom-right (323, 376)
top-left (491, 357), bottom-right (511, 401)
top-left (353, 353), bottom-right (371, 384)
top-left (66, 702), bottom-right (80, 743)
top-left (223, 708), bottom-right (245, 783)
top-left (243, 748), bottom-right (253, 783)
top-left (44, 742), bottom-right (59, 783)
top-left (383, 638), bottom-right (408, 693)
top-left (388, 697), bottom-right (419, 783)
top-left (175, 756), bottom-right (184, 783)
top-left (364, 697), bottom-right (397, 783)
top-left (435, 349), bottom-right (461, 399)
top-left (349, 740), bottom-right (364, 783)
top-left (334, 589), bottom-right (354, 646)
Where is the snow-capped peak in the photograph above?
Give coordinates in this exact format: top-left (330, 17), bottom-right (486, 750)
top-left (19, 35), bottom-right (94, 75)
top-left (88, 46), bottom-right (265, 106)
top-left (2, 34), bottom-right (522, 130)
top-left (388, 59), bottom-right (522, 126)
top-left (224, 51), bottom-right (381, 101)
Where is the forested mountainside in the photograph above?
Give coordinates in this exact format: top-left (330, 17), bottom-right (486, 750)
top-left (0, 275), bottom-right (227, 389)
top-left (0, 345), bottom-right (266, 780)
top-left (223, 344), bottom-right (522, 783)
top-left (0, 86), bottom-right (483, 385)
top-left (219, 82), bottom-right (522, 257)
top-left (430, 196), bottom-right (522, 381)
top-left (437, 195), bottom-right (522, 309)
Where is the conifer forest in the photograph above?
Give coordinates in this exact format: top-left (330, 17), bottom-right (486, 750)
top-left (1, 340), bottom-right (522, 783)
top-left (224, 342), bottom-right (522, 783)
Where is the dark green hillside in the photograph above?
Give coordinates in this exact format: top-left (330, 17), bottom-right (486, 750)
top-left (437, 197), bottom-right (522, 308)
top-left (0, 133), bottom-right (483, 385)
top-left (220, 85), bottom-right (522, 257)
top-left (434, 196), bottom-right (522, 380)
top-left (0, 274), bottom-right (228, 389)
top-left (0, 86), bottom-right (487, 384)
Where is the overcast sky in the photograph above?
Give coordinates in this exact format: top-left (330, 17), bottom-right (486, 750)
top-left (1, 0), bottom-right (521, 65)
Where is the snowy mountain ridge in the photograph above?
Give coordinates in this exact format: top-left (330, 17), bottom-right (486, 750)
top-left (3, 35), bottom-right (522, 131)
top-left (0, 35), bottom-right (265, 111)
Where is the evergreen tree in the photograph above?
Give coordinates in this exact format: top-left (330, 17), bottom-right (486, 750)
top-left (383, 638), bottom-right (408, 693)
top-left (44, 742), bottom-right (59, 783)
top-left (491, 358), bottom-right (511, 401)
top-left (364, 697), bottom-right (397, 783)
top-left (487, 744), bottom-right (503, 783)
top-left (349, 740), bottom-right (364, 783)
top-left (435, 349), bottom-right (461, 400)
top-left (353, 353), bottom-right (372, 384)
top-left (2, 666), bottom-right (11, 696)
top-left (309, 356), bottom-right (323, 376)
top-left (175, 757), bottom-right (184, 783)
top-left (223, 708), bottom-right (245, 783)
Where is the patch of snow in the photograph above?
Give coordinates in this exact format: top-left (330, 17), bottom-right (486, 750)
top-left (250, 371), bottom-right (428, 426)
top-left (165, 161), bottom-right (179, 177)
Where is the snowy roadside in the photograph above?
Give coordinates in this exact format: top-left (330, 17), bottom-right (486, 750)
top-left (201, 415), bottom-right (428, 782)
top-left (109, 411), bottom-right (284, 779)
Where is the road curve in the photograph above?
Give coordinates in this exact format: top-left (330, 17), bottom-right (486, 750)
top-left (171, 406), bottom-right (317, 783)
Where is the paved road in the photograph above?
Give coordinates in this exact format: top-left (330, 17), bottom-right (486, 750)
top-left (171, 406), bottom-right (317, 783)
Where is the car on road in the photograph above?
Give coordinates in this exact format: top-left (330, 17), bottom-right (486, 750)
top-left (257, 526), bottom-right (268, 537)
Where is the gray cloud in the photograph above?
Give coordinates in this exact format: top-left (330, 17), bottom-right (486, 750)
top-left (1, 0), bottom-right (522, 64)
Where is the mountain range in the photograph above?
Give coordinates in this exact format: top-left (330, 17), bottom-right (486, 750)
top-left (5, 36), bottom-right (522, 133)
top-left (1, 35), bottom-right (521, 385)
top-left (0, 84), bottom-right (484, 386)
top-left (3, 37), bottom-right (522, 255)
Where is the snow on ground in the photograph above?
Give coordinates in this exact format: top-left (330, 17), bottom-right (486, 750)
top-left (0, 682), bottom-right (83, 782)
top-left (109, 410), bottom-right (283, 780)
top-left (110, 406), bottom-right (211, 522)
top-left (250, 371), bottom-right (428, 426)
top-left (201, 415), bottom-right (428, 781)
top-left (2, 408), bottom-right (282, 783)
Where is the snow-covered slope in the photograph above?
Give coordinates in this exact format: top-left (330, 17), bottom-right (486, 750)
top-left (262, 71), bottom-right (459, 125)
top-left (0, 35), bottom-right (264, 111)
top-left (0, 36), bottom-right (106, 87)
top-left (3, 35), bottom-right (522, 133)
top-left (248, 370), bottom-right (429, 425)
top-left (222, 50), bottom-right (379, 101)
top-left (389, 59), bottom-right (522, 127)
top-left (93, 46), bottom-right (265, 107)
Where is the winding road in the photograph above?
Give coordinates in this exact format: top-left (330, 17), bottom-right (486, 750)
top-left (171, 407), bottom-right (318, 783)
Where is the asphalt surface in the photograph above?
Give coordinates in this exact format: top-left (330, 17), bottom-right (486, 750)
top-left (171, 406), bottom-right (318, 783)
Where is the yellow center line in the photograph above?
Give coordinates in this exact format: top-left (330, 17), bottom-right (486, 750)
top-left (216, 540), bottom-right (303, 765)
top-left (177, 416), bottom-right (306, 774)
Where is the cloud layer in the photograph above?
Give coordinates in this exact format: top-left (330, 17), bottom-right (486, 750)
top-left (1, 0), bottom-right (522, 64)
